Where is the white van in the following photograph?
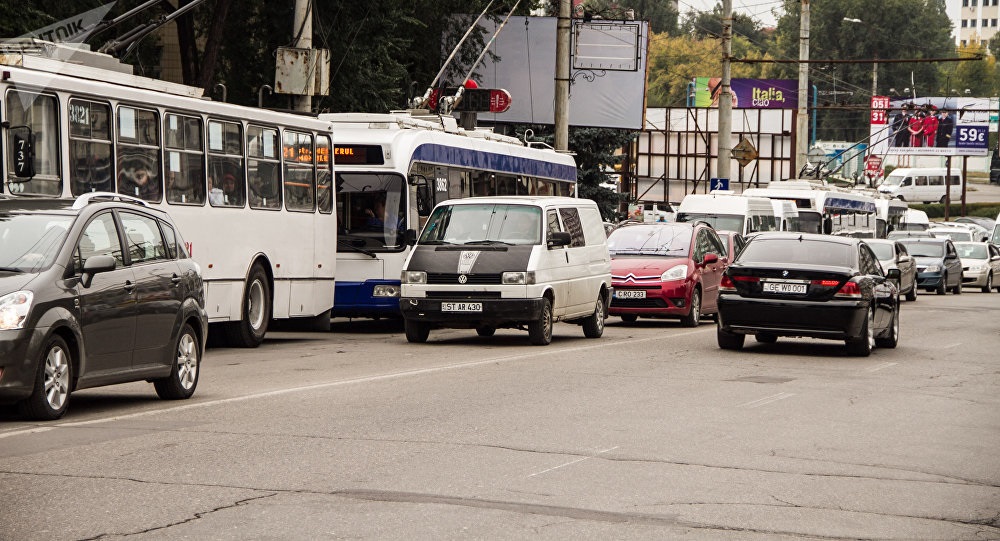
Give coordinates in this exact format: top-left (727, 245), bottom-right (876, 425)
top-left (399, 196), bottom-right (612, 345)
top-left (675, 192), bottom-right (777, 235)
top-left (877, 167), bottom-right (964, 204)
top-left (899, 208), bottom-right (930, 231)
top-left (771, 199), bottom-right (799, 231)
top-left (992, 211), bottom-right (1000, 246)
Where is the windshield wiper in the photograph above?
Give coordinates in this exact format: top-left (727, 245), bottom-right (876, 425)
top-left (337, 238), bottom-right (377, 258)
top-left (0, 266), bottom-right (22, 272)
top-left (463, 240), bottom-right (513, 246)
top-left (421, 240), bottom-right (454, 245)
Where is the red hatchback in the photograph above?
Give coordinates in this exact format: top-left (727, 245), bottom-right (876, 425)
top-left (608, 222), bottom-right (729, 326)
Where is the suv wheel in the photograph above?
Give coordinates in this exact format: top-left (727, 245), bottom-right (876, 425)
top-left (528, 297), bottom-right (553, 345)
top-left (155, 324), bottom-right (200, 400)
top-left (18, 335), bottom-right (72, 421)
top-left (680, 287), bottom-right (701, 327)
top-left (582, 293), bottom-right (606, 338)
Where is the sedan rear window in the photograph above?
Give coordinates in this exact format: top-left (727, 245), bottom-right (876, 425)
top-left (899, 241), bottom-right (944, 257)
top-left (737, 238), bottom-right (853, 266)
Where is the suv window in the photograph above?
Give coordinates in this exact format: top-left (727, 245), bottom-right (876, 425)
top-left (120, 211), bottom-right (168, 264)
top-left (77, 212), bottom-right (124, 269)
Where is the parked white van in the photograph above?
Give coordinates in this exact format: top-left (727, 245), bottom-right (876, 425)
top-left (877, 167), bottom-right (964, 204)
top-left (399, 196), bottom-right (612, 345)
top-left (675, 191), bottom-right (777, 235)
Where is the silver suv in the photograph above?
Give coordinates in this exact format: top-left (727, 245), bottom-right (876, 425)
top-left (0, 193), bottom-right (207, 420)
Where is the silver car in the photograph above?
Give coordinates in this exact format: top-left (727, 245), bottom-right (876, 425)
top-left (865, 239), bottom-right (917, 301)
top-left (954, 241), bottom-right (1000, 293)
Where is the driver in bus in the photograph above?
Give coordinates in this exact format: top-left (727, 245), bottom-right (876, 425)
top-left (365, 194), bottom-right (401, 230)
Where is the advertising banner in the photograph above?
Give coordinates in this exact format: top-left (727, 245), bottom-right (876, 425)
top-left (875, 97), bottom-right (996, 157)
top-left (692, 78), bottom-right (799, 109)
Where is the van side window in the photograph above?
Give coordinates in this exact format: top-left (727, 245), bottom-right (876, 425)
top-left (546, 209), bottom-right (562, 237)
top-left (578, 207), bottom-right (606, 245)
top-left (901, 177), bottom-right (912, 186)
top-left (949, 175), bottom-right (961, 185)
top-left (915, 176), bottom-right (928, 186)
top-left (558, 207), bottom-right (586, 247)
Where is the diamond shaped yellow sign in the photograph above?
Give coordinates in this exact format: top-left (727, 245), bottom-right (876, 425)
top-left (731, 138), bottom-right (758, 167)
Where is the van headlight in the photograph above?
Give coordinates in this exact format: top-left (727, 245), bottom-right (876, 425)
top-left (401, 271), bottom-right (427, 284)
top-left (502, 271), bottom-right (535, 285)
top-left (0, 291), bottom-right (33, 330)
top-left (661, 265), bottom-right (688, 282)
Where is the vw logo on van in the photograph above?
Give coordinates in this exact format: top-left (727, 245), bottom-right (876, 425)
top-left (458, 274), bottom-right (468, 284)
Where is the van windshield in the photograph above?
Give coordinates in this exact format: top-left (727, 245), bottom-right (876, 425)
top-left (880, 174), bottom-right (903, 187)
top-left (0, 213), bottom-right (73, 272)
top-left (675, 212), bottom-right (743, 232)
top-left (419, 204), bottom-right (541, 246)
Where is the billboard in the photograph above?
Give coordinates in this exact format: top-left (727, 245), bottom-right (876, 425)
top-left (868, 96), bottom-right (997, 157)
top-left (692, 78), bottom-right (799, 109)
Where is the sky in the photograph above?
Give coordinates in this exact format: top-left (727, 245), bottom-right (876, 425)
top-left (677, 0), bottom-right (783, 29)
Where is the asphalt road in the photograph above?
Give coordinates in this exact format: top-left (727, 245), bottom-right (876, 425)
top-left (1, 290), bottom-right (998, 540)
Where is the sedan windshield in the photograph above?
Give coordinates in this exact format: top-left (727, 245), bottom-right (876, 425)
top-left (899, 241), bottom-right (944, 258)
top-left (0, 213), bottom-right (73, 272)
top-left (955, 243), bottom-right (988, 259)
top-left (866, 242), bottom-right (894, 261)
top-left (419, 204), bottom-right (541, 245)
top-left (737, 238), bottom-right (854, 266)
top-left (607, 224), bottom-right (691, 256)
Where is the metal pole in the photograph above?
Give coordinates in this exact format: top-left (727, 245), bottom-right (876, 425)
top-left (718, 0), bottom-right (733, 184)
top-left (292, 0), bottom-right (313, 113)
top-left (872, 58), bottom-right (878, 97)
top-left (554, 0), bottom-right (571, 151)
top-left (796, 0), bottom-right (810, 175)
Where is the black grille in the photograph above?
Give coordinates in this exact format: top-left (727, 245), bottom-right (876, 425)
top-left (425, 291), bottom-right (502, 299)
top-left (427, 273), bottom-right (503, 285)
top-left (611, 298), bottom-right (669, 308)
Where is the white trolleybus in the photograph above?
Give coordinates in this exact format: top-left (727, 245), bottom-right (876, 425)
top-left (743, 180), bottom-right (879, 238)
top-left (0, 41), bottom-right (337, 347)
top-left (318, 111), bottom-right (578, 319)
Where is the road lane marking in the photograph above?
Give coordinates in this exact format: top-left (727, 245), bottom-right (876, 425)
top-left (0, 328), bottom-right (713, 439)
top-left (940, 343), bottom-right (962, 349)
top-left (865, 362), bottom-right (897, 372)
top-left (738, 392), bottom-right (795, 409)
top-left (527, 446), bottom-right (619, 478)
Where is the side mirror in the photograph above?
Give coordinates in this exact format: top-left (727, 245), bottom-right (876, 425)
top-left (823, 217), bottom-right (833, 235)
top-left (886, 267), bottom-right (901, 281)
top-left (80, 255), bottom-right (116, 288)
top-left (547, 231), bottom-right (572, 248)
top-left (404, 228), bottom-right (417, 246)
top-left (702, 253), bottom-right (719, 266)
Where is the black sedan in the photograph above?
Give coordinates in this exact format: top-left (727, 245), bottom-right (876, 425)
top-left (716, 233), bottom-right (900, 356)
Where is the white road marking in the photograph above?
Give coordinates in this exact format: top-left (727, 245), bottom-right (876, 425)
top-left (0, 328), bottom-right (713, 439)
top-left (865, 362), bottom-right (897, 372)
top-left (940, 343), bottom-right (962, 349)
top-left (527, 446), bottom-right (619, 478)
top-left (738, 392), bottom-right (795, 409)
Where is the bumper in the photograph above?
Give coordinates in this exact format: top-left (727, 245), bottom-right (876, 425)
top-left (717, 295), bottom-right (867, 340)
top-left (333, 280), bottom-right (402, 318)
top-left (916, 271), bottom-right (945, 289)
top-left (0, 326), bottom-right (46, 403)
top-left (400, 297), bottom-right (545, 328)
top-left (961, 270), bottom-right (988, 286)
top-left (609, 280), bottom-right (692, 318)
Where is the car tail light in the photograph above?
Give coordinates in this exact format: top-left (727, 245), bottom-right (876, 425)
top-left (720, 274), bottom-right (758, 292)
top-left (812, 279), bottom-right (841, 287)
top-left (834, 280), bottom-right (862, 298)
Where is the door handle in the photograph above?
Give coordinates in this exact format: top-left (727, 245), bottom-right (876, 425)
top-left (171, 274), bottom-right (182, 287)
top-left (123, 280), bottom-right (135, 293)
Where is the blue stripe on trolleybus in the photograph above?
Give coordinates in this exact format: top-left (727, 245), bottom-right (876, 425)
top-left (412, 144), bottom-right (577, 183)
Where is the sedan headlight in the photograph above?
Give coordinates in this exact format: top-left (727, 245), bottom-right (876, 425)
top-left (925, 264), bottom-right (942, 273)
top-left (502, 271), bottom-right (535, 285)
top-left (401, 271), bottom-right (427, 284)
top-left (0, 291), bottom-right (33, 330)
top-left (969, 263), bottom-right (987, 273)
top-left (661, 264), bottom-right (688, 282)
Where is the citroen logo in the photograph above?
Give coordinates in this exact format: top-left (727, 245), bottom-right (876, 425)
top-left (458, 274), bottom-right (468, 284)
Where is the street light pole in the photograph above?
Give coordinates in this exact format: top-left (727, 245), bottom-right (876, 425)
top-left (796, 0), bottom-right (810, 175)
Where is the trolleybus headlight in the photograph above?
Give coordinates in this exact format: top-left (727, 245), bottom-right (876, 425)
top-left (0, 291), bottom-right (33, 330)
top-left (401, 271), bottom-right (427, 284)
top-left (502, 271), bottom-right (535, 285)
top-left (373, 284), bottom-right (401, 297)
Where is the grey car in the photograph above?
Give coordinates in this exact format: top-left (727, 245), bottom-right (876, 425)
top-left (897, 237), bottom-right (964, 295)
top-left (865, 239), bottom-right (918, 301)
top-left (954, 241), bottom-right (1000, 293)
top-left (0, 193), bottom-right (207, 420)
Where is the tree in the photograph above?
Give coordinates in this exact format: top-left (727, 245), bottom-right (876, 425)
top-left (681, 2), bottom-right (772, 49)
top-left (579, 0), bottom-right (678, 34)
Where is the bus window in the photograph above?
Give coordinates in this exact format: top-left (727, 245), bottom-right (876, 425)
top-left (117, 106), bottom-right (162, 202)
top-left (282, 130), bottom-right (314, 212)
top-left (316, 135), bottom-right (332, 213)
top-left (68, 98), bottom-right (113, 196)
top-left (164, 113), bottom-right (205, 205)
top-left (335, 172), bottom-right (405, 251)
top-left (207, 119), bottom-right (245, 207)
top-left (247, 125), bottom-right (280, 210)
top-left (6, 90), bottom-right (61, 195)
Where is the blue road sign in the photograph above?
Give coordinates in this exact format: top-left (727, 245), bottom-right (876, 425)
top-left (710, 177), bottom-right (729, 191)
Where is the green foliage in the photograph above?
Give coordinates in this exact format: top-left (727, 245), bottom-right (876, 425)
top-left (681, 2), bottom-right (771, 49)
top-left (578, 0), bottom-right (678, 34)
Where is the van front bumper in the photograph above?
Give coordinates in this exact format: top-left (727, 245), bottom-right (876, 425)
top-left (399, 297), bottom-right (545, 327)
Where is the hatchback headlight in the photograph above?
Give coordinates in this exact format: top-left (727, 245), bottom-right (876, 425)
top-left (502, 271), bottom-right (535, 285)
top-left (925, 264), bottom-right (941, 273)
top-left (969, 263), bottom-right (987, 273)
top-left (401, 271), bottom-right (427, 284)
top-left (661, 264), bottom-right (688, 282)
top-left (0, 291), bottom-right (33, 330)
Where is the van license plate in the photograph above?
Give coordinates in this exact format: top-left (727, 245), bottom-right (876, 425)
top-left (616, 290), bottom-right (646, 299)
top-left (441, 302), bottom-right (483, 312)
top-left (762, 282), bottom-right (807, 294)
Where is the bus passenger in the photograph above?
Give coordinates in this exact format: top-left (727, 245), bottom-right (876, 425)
top-left (119, 163), bottom-right (160, 201)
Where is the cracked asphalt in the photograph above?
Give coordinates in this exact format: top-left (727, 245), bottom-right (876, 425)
top-left (1, 291), bottom-right (998, 540)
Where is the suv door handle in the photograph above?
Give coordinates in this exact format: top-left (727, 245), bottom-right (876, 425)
top-left (123, 280), bottom-right (135, 293)
top-left (171, 274), bottom-right (182, 286)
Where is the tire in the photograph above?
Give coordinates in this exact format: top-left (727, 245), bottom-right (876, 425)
top-left (680, 287), bottom-right (701, 327)
top-left (17, 335), bottom-right (72, 421)
top-left (717, 322), bottom-right (745, 350)
top-left (982, 273), bottom-right (993, 294)
top-left (936, 273), bottom-right (947, 295)
top-left (528, 297), bottom-right (553, 345)
top-left (620, 314), bottom-right (638, 325)
top-left (224, 264), bottom-right (271, 348)
top-left (755, 333), bottom-right (778, 344)
top-left (846, 306), bottom-right (874, 357)
top-left (475, 326), bottom-right (496, 337)
top-left (582, 293), bottom-right (606, 338)
top-left (154, 323), bottom-right (201, 400)
top-left (404, 319), bottom-right (430, 343)
top-left (939, 195), bottom-right (948, 204)
top-left (875, 304), bottom-right (899, 349)
top-left (905, 281), bottom-right (917, 301)
top-left (952, 274), bottom-right (962, 294)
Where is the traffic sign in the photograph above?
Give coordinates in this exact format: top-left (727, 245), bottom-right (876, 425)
top-left (428, 88), bottom-right (513, 113)
top-left (710, 177), bottom-right (729, 191)
top-left (731, 138), bottom-right (758, 167)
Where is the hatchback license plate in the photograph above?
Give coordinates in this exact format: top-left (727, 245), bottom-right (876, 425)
top-left (762, 282), bottom-right (807, 294)
top-left (616, 290), bottom-right (646, 299)
top-left (441, 302), bottom-right (482, 312)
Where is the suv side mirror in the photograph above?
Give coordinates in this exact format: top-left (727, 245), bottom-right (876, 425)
top-left (885, 268), bottom-right (901, 281)
top-left (547, 231), bottom-right (572, 248)
top-left (80, 255), bottom-right (117, 288)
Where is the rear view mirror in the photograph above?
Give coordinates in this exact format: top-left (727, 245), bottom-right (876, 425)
top-left (702, 253), bottom-right (719, 265)
top-left (80, 255), bottom-right (117, 288)
top-left (547, 231), bottom-right (572, 248)
top-left (886, 268), bottom-right (901, 281)
top-left (404, 229), bottom-right (417, 246)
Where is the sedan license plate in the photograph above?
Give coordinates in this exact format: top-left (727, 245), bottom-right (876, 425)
top-left (616, 290), bottom-right (646, 299)
top-left (762, 281), bottom-right (807, 294)
top-left (441, 302), bottom-right (482, 312)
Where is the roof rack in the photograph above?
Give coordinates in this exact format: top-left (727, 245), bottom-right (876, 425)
top-left (72, 192), bottom-right (150, 210)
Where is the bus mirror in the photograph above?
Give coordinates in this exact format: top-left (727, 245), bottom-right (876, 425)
top-left (3, 124), bottom-right (35, 179)
top-left (404, 229), bottom-right (418, 246)
top-left (408, 173), bottom-right (428, 186)
top-left (823, 217), bottom-right (833, 235)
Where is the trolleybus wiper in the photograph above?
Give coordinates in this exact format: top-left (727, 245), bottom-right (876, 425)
top-left (338, 238), bottom-right (377, 258)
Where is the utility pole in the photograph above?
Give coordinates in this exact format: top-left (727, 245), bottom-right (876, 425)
top-left (554, 0), bottom-right (570, 151)
top-left (718, 0), bottom-right (733, 184)
top-left (292, 0), bottom-right (312, 113)
top-left (795, 0), bottom-right (810, 175)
